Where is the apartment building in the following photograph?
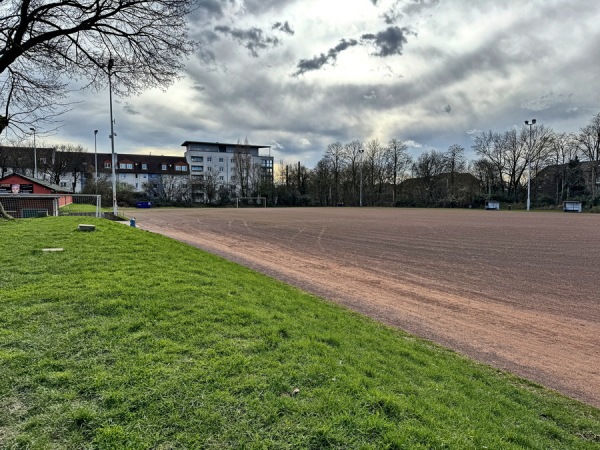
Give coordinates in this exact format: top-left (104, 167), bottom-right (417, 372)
top-left (182, 141), bottom-right (273, 203)
top-left (1, 141), bottom-right (274, 203)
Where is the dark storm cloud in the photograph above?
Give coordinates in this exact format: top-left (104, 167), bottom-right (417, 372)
top-left (214, 25), bottom-right (282, 57)
top-left (293, 39), bottom-right (359, 76)
top-left (272, 21), bottom-right (295, 35)
top-left (361, 26), bottom-right (413, 57)
top-left (382, 1), bottom-right (403, 24)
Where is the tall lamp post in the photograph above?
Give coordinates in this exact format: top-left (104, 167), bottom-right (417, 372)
top-left (359, 148), bottom-right (364, 207)
top-left (29, 127), bottom-right (36, 178)
top-left (108, 58), bottom-right (117, 216)
top-left (524, 119), bottom-right (536, 211)
top-left (94, 129), bottom-right (98, 181)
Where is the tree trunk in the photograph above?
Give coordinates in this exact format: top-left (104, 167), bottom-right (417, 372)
top-left (0, 201), bottom-right (14, 220)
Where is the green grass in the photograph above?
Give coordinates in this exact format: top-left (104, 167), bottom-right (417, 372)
top-left (1, 217), bottom-right (599, 449)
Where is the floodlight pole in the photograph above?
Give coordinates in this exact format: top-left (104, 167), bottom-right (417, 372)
top-left (94, 129), bottom-right (98, 188)
top-left (29, 127), bottom-right (36, 178)
top-left (524, 119), bottom-right (536, 211)
top-left (108, 58), bottom-right (117, 216)
top-left (359, 148), bottom-right (364, 207)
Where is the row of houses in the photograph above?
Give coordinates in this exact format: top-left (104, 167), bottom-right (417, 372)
top-left (0, 140), bottom-right (274, 203)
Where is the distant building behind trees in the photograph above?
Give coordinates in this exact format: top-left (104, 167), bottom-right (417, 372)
top-left (3, 112), bottom-right (600, 210)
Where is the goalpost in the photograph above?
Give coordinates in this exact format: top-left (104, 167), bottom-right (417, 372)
top-left (236, 197), bottom-right (267, 208)
top-left (0, 194), bottom-right (102, 219)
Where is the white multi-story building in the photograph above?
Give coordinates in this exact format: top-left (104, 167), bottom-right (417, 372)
top-left (1, 141), bottom-right (274, 203)
top-left (182, 141), bottom-right (273, 203)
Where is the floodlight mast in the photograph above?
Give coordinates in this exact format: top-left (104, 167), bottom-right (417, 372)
top-left (108, 58), bottom-right (117, 216)
top-left (29, 128), bottom-right (36, 178)
top-left (359, 148), bottom-right (364, 207)
top-left (524, 119), bottom-right (536, 211)
top-left (94, 129), bottom-right (98, 188)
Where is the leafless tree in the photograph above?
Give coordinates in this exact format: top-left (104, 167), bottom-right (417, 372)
top-left (42, 144), bottom-right (88, 190)
top-left (472, 129), bottom-right (509, 196)
top-left (412, 150), bottom-right (447, 202)
top-left (474, 124), bottom-right (552, 203)
top-left (470, 158), bottom-right (498, 198)
top-left (363, 139), bottom-right (386, 205)
top-left (385, 138), bottom-right (411, 203)
top-left (324, 141), bottom-right (344, 204)
top-left (232, 139), bottom-right (253, 198)
top-left (576, 112), bottom-right (600, 199)
top-left (203, 171), bottom-right (220, 205)
top-left (342, 140), bottom-right (363, 205)
top-left (445, 144), bottom-right (466, 201)
top-left (309, 158), bottom-right (333, 205)
top-left (550, 132), bottom-right (578, 204)
top-left (0, 0), bottom-right (198, 136)
top-left (145, 173), bottom-right (190, 203)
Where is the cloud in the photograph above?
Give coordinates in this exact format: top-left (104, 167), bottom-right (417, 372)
top-left (298, 137), bottom-right (311, 147)
top-left (214, 25), bottom-right (282, 57)
top-left (402, 0), bottom-right (441, 16)
top-left (364, 90), bottom-right (377, 100)
top-left (444, 104), bottom-right (451, 113)
top-left (520, 91), bottom-right (573, 112)
top-left (404, 140), bottom-right (423, 148)
top-left (123, 102), bottom-right (141, 116)
top-left (293, 39), bottom-right (359, 76)
top-left (361, 26), bottom-right (413, 57)
top-left (272, 21), bottom-right (294, 35)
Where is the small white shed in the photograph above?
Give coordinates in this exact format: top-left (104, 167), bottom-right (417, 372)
top-left (563, 201), bottom-right (582, 212)
top-left (485, 200), bottom-right (500, 210)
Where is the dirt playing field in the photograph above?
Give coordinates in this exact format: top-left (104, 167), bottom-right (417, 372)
top-left (129, 207), bottom-right (600, 408)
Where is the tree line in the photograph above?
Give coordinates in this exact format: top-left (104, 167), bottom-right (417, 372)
top-left (273, 112), bottom-right (600, 209)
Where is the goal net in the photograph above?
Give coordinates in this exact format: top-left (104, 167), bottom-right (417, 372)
top-left (0, 194), bottom-right (102, 219)
top-left (236, 197), bottom-right (267, 208)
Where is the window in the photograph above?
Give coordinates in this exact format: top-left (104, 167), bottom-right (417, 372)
top-left (207, 157), bottom-right (212, 162)
top-left (135, 183), bottom-right (138, 189)
top-left (141, 163), bottom-right (148, 170)
top-left (191, 165), bottom-right (203, 172)
top-left (143, 174), bottom-right (147, 179)
top-left (219, 176), bottom-right (224, 181)
top-left (231, 158), bottom-right (235, 163)
top-left (119, 163), bottom-right (133, 170)
top-left (207, 167), bottom-right (212, 172)
top-left (219, 157), bottom-right (224, 163)
top-left (175, 165), bottom-right (187, 171)
top-left (60, 181), bottom-right (68, 188)
top-left (219, 166), bottom-right (224, 172)
top-left (161, 164), bottom-right (167, 170)
top-left (135, 174), bottom-right (138, 178)
top-left (120, 174), bottom-right (126, 179)
top-left (104, 162), bottom-right (111, 169)
top-left (191, 156), bottom-right (203, 162)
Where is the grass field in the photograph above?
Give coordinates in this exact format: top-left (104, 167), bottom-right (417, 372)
top-left (1, 217), bottom-right (599, 449)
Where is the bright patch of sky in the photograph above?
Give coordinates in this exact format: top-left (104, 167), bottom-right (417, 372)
top-left (33, 0), bottom-right (600, 167)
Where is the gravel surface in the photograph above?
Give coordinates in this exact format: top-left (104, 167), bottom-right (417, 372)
top-left (130, 207), bottom-right (600, 408)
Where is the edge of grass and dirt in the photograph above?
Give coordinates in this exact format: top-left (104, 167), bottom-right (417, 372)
top-left (1, 216), bottom-right (599, 449)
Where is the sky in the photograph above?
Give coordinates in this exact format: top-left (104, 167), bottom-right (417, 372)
top-left (39, 0), bottom-right (600, 167)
